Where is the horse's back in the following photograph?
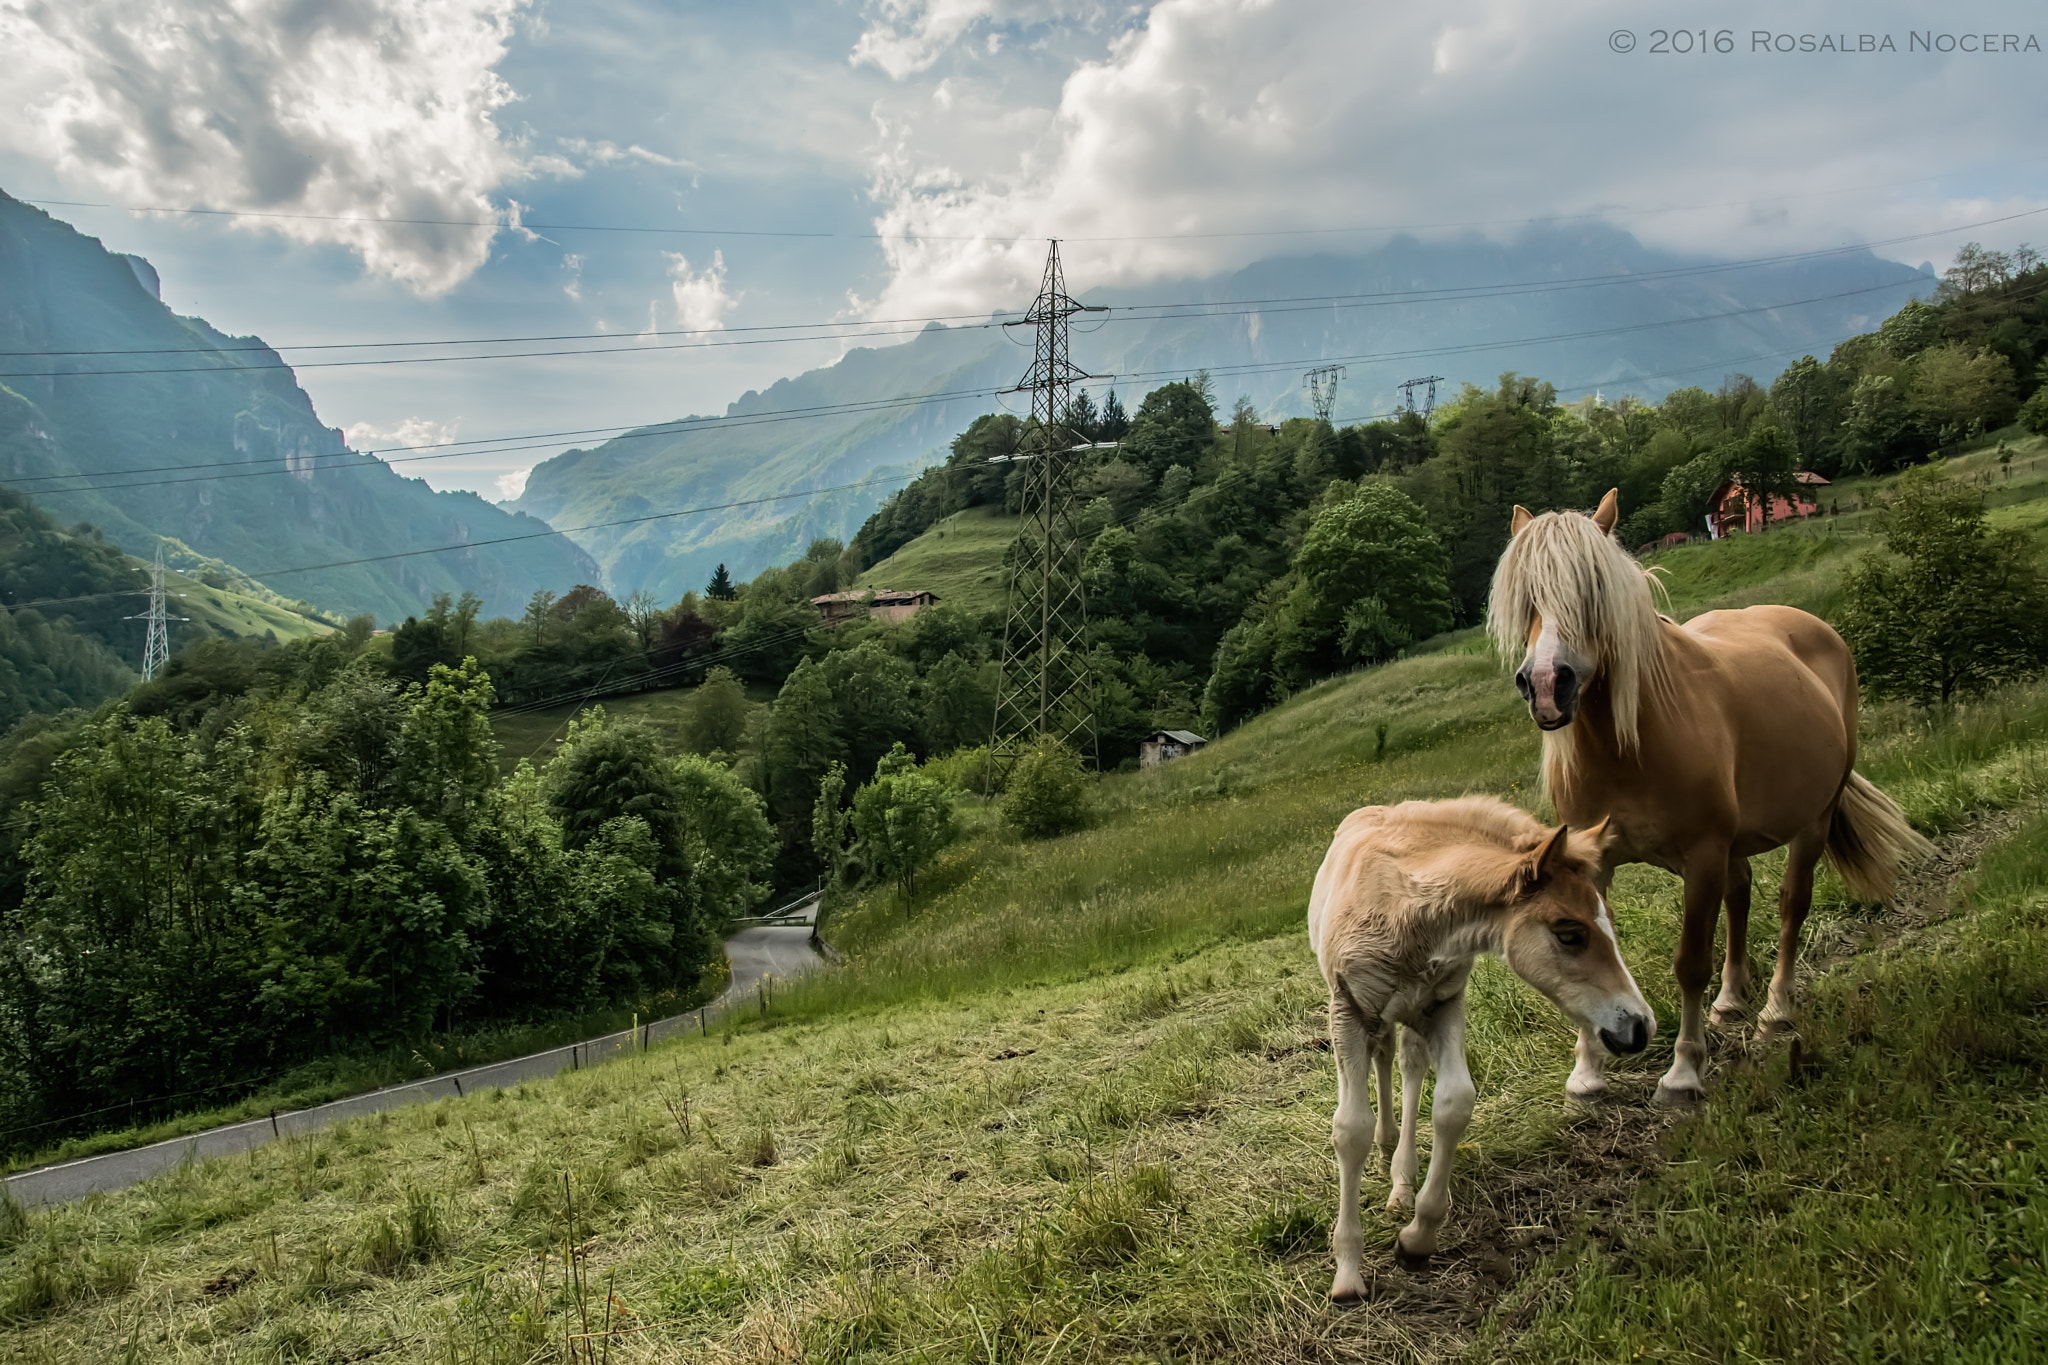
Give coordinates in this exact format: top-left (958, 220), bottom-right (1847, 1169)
top-left (1682, 604), bottom-right (1856, 711)
top-left (1673, 604), bottom-right (1857, 841)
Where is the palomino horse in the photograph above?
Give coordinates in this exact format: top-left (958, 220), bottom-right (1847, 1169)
top-left (1489, 490), bottom-right (1932, 1105)
top-left (1308, 796), bottom-right (1654, 1299)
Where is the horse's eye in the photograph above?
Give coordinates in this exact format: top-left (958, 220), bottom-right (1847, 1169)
top-left (1551, 923), bottom-right (1588, 950)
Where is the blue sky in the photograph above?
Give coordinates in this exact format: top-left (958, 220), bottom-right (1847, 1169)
top-left (3, 0), bottom-right (2045, 499)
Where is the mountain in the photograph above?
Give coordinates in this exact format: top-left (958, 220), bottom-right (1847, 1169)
top-left (0, 191), bottom-right (599, 622)
top-left (513, 223), bottom-right (1931, 602)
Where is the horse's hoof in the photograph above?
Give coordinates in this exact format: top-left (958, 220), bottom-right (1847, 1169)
top-left (1653, 1082), bottom-right (1704, 1109)
top-left (1329, 1287), bottom-right (1366, 1310)
top-left (1758, 1015), bottom-right (1797, 1040)
top-left (1384, 1191), bottom-right (1414, 1215)
top-left (1392, 1234), bottom-right (1433, 1271)
top-left (1710, 1004), bottom-right (1747, 1026)
top-left (1565, 1078), bottom-right (1609, 1104)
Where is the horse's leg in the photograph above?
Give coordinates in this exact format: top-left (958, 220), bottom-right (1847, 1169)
top-left (1760, 820), bottom-right (1828, 1035)
top-left (1397, 999), bottom-right (1475, 1262)
top-left (1328, 982), bottom-right (1379, 1305)
top-left (1373, 1033), bottom-right (1398, 1165)
top-left (1386, 1023), bottom-right (1428, 1214)
top-left (1657, 854), bottom-right (1726, 1105)
top-left (1711, 854), bottom-right (1754, 1024)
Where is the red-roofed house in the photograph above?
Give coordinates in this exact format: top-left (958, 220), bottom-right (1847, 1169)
top-left (1706, 472), bottom-right (1829, 538)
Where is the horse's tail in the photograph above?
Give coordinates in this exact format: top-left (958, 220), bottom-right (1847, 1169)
top-left (1824, 772), bottom-right (1936, 902)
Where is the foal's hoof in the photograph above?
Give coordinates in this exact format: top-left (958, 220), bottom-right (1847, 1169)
top-left (1709, 1003), bottom-right (1747, 1026)
top-left (1653, 1082), bottom-right (1704, 1109)
top-left (1329, 1286), bottom-right (1366, 1311)
top-left (1565, 1075), bottom-right (1609, 1104)
top-left (1384, 1189), bottom-right (1414, 1215)
top-left (1758, 1015), bottom-right (1797, 1040)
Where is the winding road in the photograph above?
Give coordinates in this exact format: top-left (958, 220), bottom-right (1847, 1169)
top-left (2, 913), bottom-right (829, 1208)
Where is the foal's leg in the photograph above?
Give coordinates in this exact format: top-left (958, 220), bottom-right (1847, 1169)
top-left (1657, 853), bottom-right (1727, 1105)
top-left (1386, 1023), bottom-right (1429, 1213)
top-left (1397, 1000), bottom-right (1476, 1261)
top-left (1711, 854), bottom-right (1754, 1024)
top-left (1760, 820), bottom-right (1828, 1034)
top-left (1373, 1034), bottom-right (1398, 1163)
top-left (1327, 984), bottom-right (1379, 1305)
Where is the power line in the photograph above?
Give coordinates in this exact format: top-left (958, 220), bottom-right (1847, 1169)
top-left (5, 199), bottom-right (2031, 375)
top-left (13, 274), bottom-right (1936, 499)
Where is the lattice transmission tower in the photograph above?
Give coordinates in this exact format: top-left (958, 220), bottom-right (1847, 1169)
top-left (1304, 365), bottom-right (1345, 424)
top-left (124, 546), bottom-right (186, 681)
top-left (989, 240), bottom-right (1106, 770)
top-left (1399, 374), bottom-right (1446, 420)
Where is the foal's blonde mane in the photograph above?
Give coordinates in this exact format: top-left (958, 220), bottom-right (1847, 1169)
top-left (1487, 509), bottom-right (1671, 785)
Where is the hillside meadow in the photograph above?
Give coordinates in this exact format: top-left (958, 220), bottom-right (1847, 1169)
top-left (5, 465), bottom-right (2048, 1362)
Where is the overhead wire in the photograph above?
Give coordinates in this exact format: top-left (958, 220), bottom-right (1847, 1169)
top-left (5, 202), bottom-right (2040, 377)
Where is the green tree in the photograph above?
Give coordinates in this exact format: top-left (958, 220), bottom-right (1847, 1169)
top-left (1292, 484), bottom-right (1455, 663)
top-left (394, 658), bottom-right (500, 842)
top-left (1841, 374), bottom-right (1915, 472)
top-left (544, 709), bottom-right (686, 878)
top-left (1121, 379), bottom-right (1217, 480)
top-left (763, 657), bottom-right (847, 825)
top-left (920, 651), bottom-right (995, 755)
top-left (1908, 344), bottom-right (2019, 444)
top-left (849, 744), bottom-right (958, 901)
top-left (1837, 467), bottom-right (2048, 704)
top-left (812, 761), bottom-right (854, 889)
top-left (1770, 355), bottom-right (1840, 474)
top-left (706, 563), bottom-right (736, 600)
top-left (672, 753), bottom-right (776, 918)
top-left (1000, 736), bottom-right (1089, 839)
top-left (822, 639), bottom-right (920, 779)
top-left (679, 665), bottom-right (751, 756)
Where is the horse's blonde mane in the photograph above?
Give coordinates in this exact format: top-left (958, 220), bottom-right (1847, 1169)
top-left (1487, 510), bottom-right (1670, 783)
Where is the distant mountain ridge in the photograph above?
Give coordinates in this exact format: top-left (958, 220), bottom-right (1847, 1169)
top-left (0, 191), bottom-right (599, 622)
top-left (513, 223), bottom-right (1931, 602)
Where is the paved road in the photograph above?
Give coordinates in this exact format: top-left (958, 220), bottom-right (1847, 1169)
top-left (3, 919), bottom-right (829, 1209)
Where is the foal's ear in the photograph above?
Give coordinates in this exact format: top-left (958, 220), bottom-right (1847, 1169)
top-left (1510, 505), bottom-right (1534, 537)
top-left (1592, 488), bottom-right (1620, 534)
top-left (1517, 824), bottom-right (1573, 892)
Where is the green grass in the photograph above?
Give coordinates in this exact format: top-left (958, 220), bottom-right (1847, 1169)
top-left (856, 505), bottom-right (1020, 614)
top-left (163, 566), bottom-right (331, 644)
top-left (5, 469), bottom-right (2047, 1362)
top-left (486, 679), bottom-right (776, 773)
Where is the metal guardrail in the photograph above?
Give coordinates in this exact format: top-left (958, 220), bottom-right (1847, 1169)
top-left (3, 932), bottom-right (823, 1209)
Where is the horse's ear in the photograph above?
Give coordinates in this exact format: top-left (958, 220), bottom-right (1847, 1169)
top-left (1510, 505), bottom-right (1534, 537)
top-left (1592, 489), bottom-right (1620, 534)
top-left (1518, 824), bottom-right (1572, 891)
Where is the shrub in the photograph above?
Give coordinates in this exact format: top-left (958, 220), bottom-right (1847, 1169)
top-left (1001, 737), bottom-right (1089, 839)
top-left (1837, 466), bottom-right (2048, 704)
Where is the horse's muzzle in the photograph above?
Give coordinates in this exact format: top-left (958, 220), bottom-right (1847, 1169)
top-left (1599, 1016), bottom-right (1652, 1055)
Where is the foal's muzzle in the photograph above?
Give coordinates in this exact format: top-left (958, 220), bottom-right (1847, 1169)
top-left (1599, 1015), bottom-right (1652, 1055)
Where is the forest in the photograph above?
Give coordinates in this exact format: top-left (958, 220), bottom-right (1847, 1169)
top-left (1, 244), bottom-right (2043, 1153)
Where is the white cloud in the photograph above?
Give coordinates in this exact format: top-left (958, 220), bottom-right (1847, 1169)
top-left (852, 1), bottom-right (1103, 79)
top-left (555, 136), bottom-right (693, 169)
top-left (665, 250), bottom-right (738, 331)
top-left (344, 415), bottom-right (461, 455)
top-left (0, 0), bottom-right (535, 295)
top-left (561, 252), bottom-right (585, 300)
top-left (855, 0), bottom-right (2048, 319)
top-left (494, 466), bottom-right (533, 501)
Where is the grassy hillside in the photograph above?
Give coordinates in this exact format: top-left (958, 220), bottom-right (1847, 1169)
top-left (6, 470), bottom-right (2047, 1362)
top-left (488, 681), bottom-right (777, 773)
top-left (854, 505), bottom-right (1019, 614)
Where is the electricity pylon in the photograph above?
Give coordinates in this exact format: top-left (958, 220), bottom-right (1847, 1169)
top-left (124, 546), bottom-right (187, 681)
top-left (990, 240), bottom-right (1106, 770)
top-left (1399, 374), bottom-right (1445, 420)
top-left (1305, 365), bottom-right (1345, 424)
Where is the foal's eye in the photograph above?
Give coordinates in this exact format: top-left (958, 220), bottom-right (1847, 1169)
top-left (1550, 923), bottom-right (1589, 950)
